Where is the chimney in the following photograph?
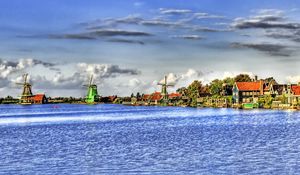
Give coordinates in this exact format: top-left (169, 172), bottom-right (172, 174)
top-left (259, 79), bottom-right (264, 95)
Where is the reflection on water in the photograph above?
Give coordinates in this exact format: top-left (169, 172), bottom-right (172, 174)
top-left (0, 104), bottom-right (300, 174)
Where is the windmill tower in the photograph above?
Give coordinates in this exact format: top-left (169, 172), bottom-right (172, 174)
top-left (83, 75), bottom-right (99, 104)
top-left (157, 75), bottom-right (174, 105)
top-left (16, 73), bottom-right (34, 104)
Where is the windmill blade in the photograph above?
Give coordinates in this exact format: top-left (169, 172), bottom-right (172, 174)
top-left (89, 75), bottom-right (93, 86)
top-left (16, 83), bottom-right (24, 85)
top-left (23, 73), bottom-right (28, 84)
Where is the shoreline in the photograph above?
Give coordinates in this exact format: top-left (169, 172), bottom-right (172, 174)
top-left (0, 102), bottom-right (299, 112)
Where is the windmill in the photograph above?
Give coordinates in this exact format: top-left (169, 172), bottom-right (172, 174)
top-left (157, 75), bottom-right (174, 105)
top-left (16, 73), bottom-right (34, 104)
top-left (83, 75), bottom-right (99, 104)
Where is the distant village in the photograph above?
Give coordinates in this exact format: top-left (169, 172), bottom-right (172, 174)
top-left (1, 73), bottom-right (300, 110)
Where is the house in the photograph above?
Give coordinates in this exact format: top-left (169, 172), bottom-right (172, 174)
top-left (168, 92), bottom-right (181, 99)
top-left (168, 93), bottom-right (182, 104)
top-left (291, 85), bottom-right (300, 105)
top-left (149, 92), bottom-right (162, 105)
top-left (108, 96), bottom-right (117, 102)
top-left (142, 94), bottom-right (150, 102)
top-left (31, 94), bottom-right (47, 104)
top-left (269, 84), bottom-right (288, 96)
top-left (263, 79), bottom-right (277, 95)
top-left (232, 81), bottom-right (264, 104)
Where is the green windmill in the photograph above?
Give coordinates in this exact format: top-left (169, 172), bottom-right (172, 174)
top-left (157, 75), bottom-right (174, 106)
top-left (84, 75), bottom-right (99, 104)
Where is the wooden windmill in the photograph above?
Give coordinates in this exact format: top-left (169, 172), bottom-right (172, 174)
top-left (157, 75), bottom-right (174, 105)
top-left (16, 73), bottom-right (33, 104)
top-left (83, 75), bottom-right (99, 104)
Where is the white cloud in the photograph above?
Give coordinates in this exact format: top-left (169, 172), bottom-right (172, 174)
top-left (286, 75), bottom-right (300, 84)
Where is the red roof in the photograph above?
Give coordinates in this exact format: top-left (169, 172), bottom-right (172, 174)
top-left (143, 94), bottom-right (150, 100)
top-left (32, 94), bottom-right (45, 101)
top-left (292, 85), bottom-right (300, 95)
top-left (236, 82), bottom-right (261, 91)
top-left (151, 92), bottom-right (162, 101)
top-left (169, 93), bottom-right (181, 99)
top-left (108, 96), bottom-right (117, 101)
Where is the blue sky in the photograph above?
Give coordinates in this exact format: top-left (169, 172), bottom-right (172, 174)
top-left (0, 0), bottom-right (300, 97)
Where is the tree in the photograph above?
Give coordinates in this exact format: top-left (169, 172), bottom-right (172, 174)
top-left (187, 80), bottom-right (203, 107)
top-left (234, 74), bottom-right (252, 82)
top-left (264, 77), bottom-right (278, 85)
top-left (209, 79), bottom-right (223, 96)
top-left (263, 95), bottom-right (273, 108)
top-left (223, 77), bottom-right (235, 86)
top-left (176, 87), bottom-right (188, 96)
top-left (136, 92), bottom-right (141, 99)
top-left (130, 93), bottom-right (135, 98)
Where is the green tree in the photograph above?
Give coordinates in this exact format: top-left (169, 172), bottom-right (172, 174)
top-left (187, 80), bottom-right (202, 107)
top-left (223, 77), bottom-right (235, 86)
top-left (234, 74), bottom-right (252, 82)
top-left (176, 87), bottom-right (188, 96)
top-left (209, 79), bottom-right (223, 96)
top-left (130, 93), bottom-right (135, 98)
top-left (263, 95), bottom-right (273, 109)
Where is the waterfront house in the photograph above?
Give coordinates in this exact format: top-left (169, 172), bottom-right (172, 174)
top-left (142, 94), bottom-right (150, 101)
top-left (168, 92), bottom-right (182, 105)
top-left (269, 84), bottom-right (288, 96)
top-left (149, 92), bottom-right (162, 105)
top-left (232, 81), bottom-right (264, 104)
top-left (291, 85), bottom-right (300, 105)
top-left (263, 80), bottom-right (278, 95)
top-left (31, 94), bottom-right (47, 104)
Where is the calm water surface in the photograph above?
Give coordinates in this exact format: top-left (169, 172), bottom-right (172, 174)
top-left (0, 104), bottom-right (300, 174)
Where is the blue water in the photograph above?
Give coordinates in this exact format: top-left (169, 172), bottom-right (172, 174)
top-left (0, 104), bottom-right (300, 174)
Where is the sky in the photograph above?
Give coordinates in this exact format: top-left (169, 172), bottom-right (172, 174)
top-left (1, 0), bottom-right (300, 97)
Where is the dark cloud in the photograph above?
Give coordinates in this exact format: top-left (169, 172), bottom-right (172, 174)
top-left (170, 35), bottom-right (204, 40)
top-left (140, 19), bottom-right (182, 27)
top-left (232, 10), bottom-right (300, 30)
top-left (192, 26), bottom-right (231, 32)
top-left (265, 29), bottom-right (300, 43)
top-left (31, 59), bottom-right (57, 68)
top-left (159, 8), bottom-right (192, 15)
top-left (233, 21), bottom-right (300, 30)
top-left (23, 29), bottom-right (152, 41)
top-left (77, 63), bottom-right (140, 79)
top-left (89, 29), bottom-right (151, 37)
top-left (193, 12), bottom-right (225, 19)
top-left (48, 34), bottom-right (97, 40)
top-left (114, 15), bottom-right (143, 25)
top-left (85, 15), bottom-right (143, 30)
top-left (107, 38), bottom-right (145, 45)
top-left (231, 42), bottom-right (292, 57)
